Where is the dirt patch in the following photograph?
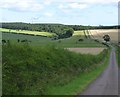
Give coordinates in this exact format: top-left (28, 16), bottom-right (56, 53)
top-left (66, 48), bottom-right (105, 55)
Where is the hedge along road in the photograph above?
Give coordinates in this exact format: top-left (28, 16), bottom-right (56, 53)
top-left (80, 47), bottom-right (119, 95)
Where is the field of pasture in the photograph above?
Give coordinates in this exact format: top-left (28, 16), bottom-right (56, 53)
top-left (2, 31), bottom-right (105, 48)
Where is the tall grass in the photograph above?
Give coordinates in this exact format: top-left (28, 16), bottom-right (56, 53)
top-left (2, 44), bottom-right (108, 95)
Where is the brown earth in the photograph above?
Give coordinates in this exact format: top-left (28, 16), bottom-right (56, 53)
top-left (66, 48), bottom-right (105, 55)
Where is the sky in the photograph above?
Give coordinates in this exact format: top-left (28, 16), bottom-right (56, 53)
top-left (0, 0), bottom-right (119, 25)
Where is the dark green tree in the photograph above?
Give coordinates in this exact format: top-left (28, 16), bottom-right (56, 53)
top-left (103, 35), bottom-right (110, 42)
top-left (65, 28), bottom-right (74, 37)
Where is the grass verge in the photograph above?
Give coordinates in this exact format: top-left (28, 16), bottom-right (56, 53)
top-left (46, 50), bottom-right (110, 95)
top-left (116, 46), bottom-right (120, 67)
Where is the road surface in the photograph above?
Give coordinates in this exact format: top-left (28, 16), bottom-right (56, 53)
top-left (80, 48), bottom-right (119, 95)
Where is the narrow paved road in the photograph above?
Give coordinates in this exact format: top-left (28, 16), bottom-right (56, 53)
top-left (80, 48), bottom-right (118, 95)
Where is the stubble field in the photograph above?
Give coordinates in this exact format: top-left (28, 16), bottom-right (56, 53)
top-left (88, 29), bottom-right (118, 43)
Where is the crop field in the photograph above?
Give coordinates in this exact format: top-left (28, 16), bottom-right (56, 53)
top-left (73, 31), bottom-right (85, 36)
top-left (66, 48), bottom-right (106, 55)
top-left (88, 29), bottom-right (118, 43)
top-left (0, 28), bottom-right (56, 37)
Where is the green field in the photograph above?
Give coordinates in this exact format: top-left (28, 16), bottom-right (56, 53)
top-left (2, 31), bottom-right (105, 48)
top-left (0, 28), bottom-right (56, 37)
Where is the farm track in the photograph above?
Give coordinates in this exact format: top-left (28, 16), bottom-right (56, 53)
top-left (79, 47), bottom-right (119, 95)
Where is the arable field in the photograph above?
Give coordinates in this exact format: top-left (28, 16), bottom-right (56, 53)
top-left (66, 48), bottom-right (106, 55)
top-left (0, 28), bottom-right (56, 37)
top-left (73, 30), bottom-right (85, 36)
top-left (88, 29), bottom-right (118, 43)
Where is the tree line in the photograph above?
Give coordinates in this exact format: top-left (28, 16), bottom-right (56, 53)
top-left (1, 22), bottom-right (118, 39)
top-left (66, 25), bottom-right (118, 30)
top-left (1, 23), bottom-right (74, 39)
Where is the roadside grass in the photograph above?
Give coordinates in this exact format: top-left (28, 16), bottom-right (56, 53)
top-left (0, 52), bottom-right (1, 96)
top-left (116, 46), bottom-right (120, 67)
top-left (0, 28), bottom-right (56, 37)
top-left (2, 43), bottom-right (108, 95)
top-left (46, 50), bottom-right (110, 95)
top-left (118, 47), bottom-right (120, 67)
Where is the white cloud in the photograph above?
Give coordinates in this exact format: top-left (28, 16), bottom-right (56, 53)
top-left (1, 0), bottom-right (118, 12)
top-left (78, 0), bottom-right (119, 4)
top-left (0, 0), bottom-right (44, 12)
top-left (44, 0), bottom-right (53, 5)
top-left (44, 12), bottom-right (54, 17)
top-left (51, 0), bottom-right (119, 4)
top-left (58, 0), bottom-right (118, 13)
top-left (59, 3), bottom-right (88, 10)
top-left (58, 4), bottom-right (67, 9)
top-left (69, 3), bottom-right (87, 9)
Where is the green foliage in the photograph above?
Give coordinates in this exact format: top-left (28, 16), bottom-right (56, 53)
top-left (3, 44), bottom-right (108, 95)
top-left (1, 22), bottom-right (118, 39)
top-left (66, 25), bottom-right (118, 30)
top-left (58, 28), bottom-right (74, 39)
top-left (103, 35), bottom-right (110, 42)
top-left (1, 23), bottom-right (74, 39)
top-left (46, 52), bottom-right (110, 95)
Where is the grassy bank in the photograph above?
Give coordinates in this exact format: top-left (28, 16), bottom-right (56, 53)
top-left (2, 44), bottom-right (109, 95)
top-left (46, 50), bottom-right (110, 95)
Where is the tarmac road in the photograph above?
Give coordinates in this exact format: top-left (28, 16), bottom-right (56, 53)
top-left (80, 48), bottom-right (119, 95)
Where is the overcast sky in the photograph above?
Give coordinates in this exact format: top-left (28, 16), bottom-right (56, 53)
top-left (0, 0), bottom-right (118, 25)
